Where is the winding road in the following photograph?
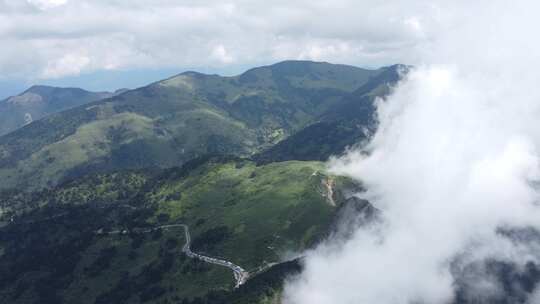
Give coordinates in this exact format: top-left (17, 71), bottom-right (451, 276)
top-left (97, 223), bottom-right (250, 288)
top-left (179, 224), bottom-right (250, 288)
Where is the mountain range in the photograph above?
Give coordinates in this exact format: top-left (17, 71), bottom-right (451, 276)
top-left (0, 61), bottom-right (403, 190)
top-left (0, 60), bottom-right (402, 304)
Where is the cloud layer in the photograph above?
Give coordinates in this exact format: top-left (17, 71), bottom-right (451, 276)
top-left (283, 1), bottom-right (540, 303)
top-left (0, 0), bottom-right (436, 80)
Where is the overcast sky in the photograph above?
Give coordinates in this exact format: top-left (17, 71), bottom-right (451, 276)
top-left (0, 0), bottom-right (435, 98)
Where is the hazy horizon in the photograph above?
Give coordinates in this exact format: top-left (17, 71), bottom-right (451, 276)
top-left (0, 1), bottom-right (424, 98)
top-left (0, 59), bottom-right (392, 100)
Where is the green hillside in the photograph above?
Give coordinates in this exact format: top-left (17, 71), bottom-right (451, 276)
top-left (0, 61), bottom-right (385, 190)
top-left (0, 60), bottom-right (402, 304)
top-left (254, 64), bottom-right (406, 163)
top-left (0, 157), bottom-right (363, 304)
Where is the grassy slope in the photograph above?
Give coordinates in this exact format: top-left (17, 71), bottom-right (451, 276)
top-left (0, 158), bottom-right (358, 304)
top-left (151, 159), bottom-right (334, 269)
top-left (0, 61), bottom-right (380, 190)
top-left (0, 60), bottom-right (392, 304)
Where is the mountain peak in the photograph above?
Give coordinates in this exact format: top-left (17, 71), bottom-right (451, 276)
top-left (242, 60), bottom-right (327, 74)
top-left (270, 59), bottom-right (328, 66)
top-left (26, 84), bottom-right (53, 91)
top-left (24, 85), bottom-right (91, 95)
top-left (23, 85), bottom-right (56, 95)
top-left (180, 70), bottom-right (210, 77)
top-left (0, 85), bottom-right (115, 136)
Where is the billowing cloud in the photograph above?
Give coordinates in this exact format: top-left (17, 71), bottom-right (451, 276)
top-left (0, 0), bottom-right (438, 80)
top-left (283, 1), bottom-right (540, 303)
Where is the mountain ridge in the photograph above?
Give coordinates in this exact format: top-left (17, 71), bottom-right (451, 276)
top-left (0, 60), bottom-right (398, 190)
top-left (0, 60), bottom-right (405, 304)
top-left (0, 85), bottom-right (116, 136)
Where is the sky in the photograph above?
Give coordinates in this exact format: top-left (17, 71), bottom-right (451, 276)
top-left (0, 0), bottom-right (432, 98)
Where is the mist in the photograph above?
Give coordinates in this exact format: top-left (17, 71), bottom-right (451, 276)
top-left (283, 1), bottom-right (540, 303)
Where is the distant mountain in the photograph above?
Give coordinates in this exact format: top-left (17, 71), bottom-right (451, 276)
top-left (0, 85), bottom-right (114, 136)
top-left (0, 60), bottom-right (394, 190)
top-left (254, 64), bottom-right (407, 163)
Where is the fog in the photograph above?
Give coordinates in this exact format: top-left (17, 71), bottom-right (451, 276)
top-left (283, 1), bottom-right (540, 303)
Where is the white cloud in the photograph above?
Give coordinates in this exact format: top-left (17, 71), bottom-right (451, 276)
top-left (211, 44), bottom-right (234, 64)
top-left (0, 1), bottom-right (436, 80)
top-left (283, 1), bottom-right (540, 303)
top-left (42, 53), bottom-right (90, 78)
top-left (403, 16), bottom-right (424, 37)
top-left (297, 42), bottom-right (354, 61)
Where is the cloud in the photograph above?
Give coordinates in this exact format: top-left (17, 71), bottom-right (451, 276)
top-left (211, 44), bottom-right (234, 64)
top-left (26, 0), bottom-right (68, 10)
top-left (0, 0), bottom-right (436, 80)
top-left (283, 1), bottom-right (540, 303)
top-left (42, 53), bottom-right (90, 78)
